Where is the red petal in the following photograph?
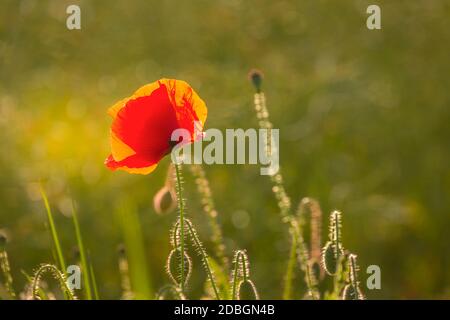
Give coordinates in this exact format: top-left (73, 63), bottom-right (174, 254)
top-left (105, 153), bottom-right (151, 168)
top-left (111, 84), bottom-right (179, 165)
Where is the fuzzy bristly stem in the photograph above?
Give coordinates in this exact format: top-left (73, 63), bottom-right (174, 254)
top-left (190, 164), bottom-right (228, 270)
top-left (250, 74), bottom-right (322, 299)
top-left (32, 264), bottom-right (76, 300)
top-left (174, 163), bottom-right (186, 293)
top-left (231, 250), bottom-right (259, 300)
top-left (282, 231), bottom-right (297, 300)
top-left (232, 254), bottom-right (240, 299)
top-left (0, 248), bottom-right (16, 299)
top-left (185, 219), bottom-right (221, 300)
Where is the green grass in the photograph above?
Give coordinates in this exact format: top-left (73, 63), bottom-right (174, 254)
top-left (115, 198), bottom-right (153, 299)
top-left (39, 185), bottom-right (67, 274)
top-left (71, 200), bottom-right (93, 300)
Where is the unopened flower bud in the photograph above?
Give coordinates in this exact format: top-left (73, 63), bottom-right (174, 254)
top-left (0, 231), bottom-right (7, 249)
top-left (248, 69), bottom-right (264, 92)
top-left (153, 186), bottom-right (177, 215)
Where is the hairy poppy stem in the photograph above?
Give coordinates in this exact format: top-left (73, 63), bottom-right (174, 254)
top-left (189, 164), bottom-right (228, 270)
top-left (174, 163), bottom-right (186, 293)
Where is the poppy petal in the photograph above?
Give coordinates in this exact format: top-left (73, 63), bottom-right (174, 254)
top-left (160, 79), bottom-right (207, 138)
top-left (111, 83), bottom-right (179, 164)
top-left (105, 154), bottom-right (158, 175)
top-left (107, 82), bottom-right (161, 119)
top-left (110, 130), bottom-right (136, 161)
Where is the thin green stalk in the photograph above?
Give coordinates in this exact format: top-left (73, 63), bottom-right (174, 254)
top-left (39, 185), bottom-right (66, 274)
top-left (115, 200), bottom-right (152, 299)
top-left (174, 163), bottom-right (186, 293)
top-left (297, 198), bottom-right (323, 266)
top-left (71, 201), bottom-right (92, 300)
top-left (292, 220), bottom-right (320, 299)
top-left (282, 231), bottom-right (297, 299)
top-left (188, 165), bottom-right (231, 298)
top-left (241, 254), bottom-right (248, 282)
top-left (185, 219), bottom-right (220, 300)
top-left (21, 270), bottom-right (48, 300)
top-left (231, 255), bottom-right (240, 300)
top-left (118, 246), bottom-right (133, 300)
top-left (332, 255), bottom-right (345, 297)
top-left (334, 214), bottom-right (341, 260)
top-left (250, 73), bottom-right (304, 298)
top-left (0, 237), bottom-right (16, 299)
top-left (88, 256), bottom-right (100, 300)
top-left (348, 254), bottom-right (363, 299)
top-left (189, 164), bottom-right (228, 269)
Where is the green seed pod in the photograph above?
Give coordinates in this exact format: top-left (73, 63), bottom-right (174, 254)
top-left (321, 210), bottom-right (345, 276)
top-left (342, 284), bottom-right (356, 300)
top-left (321, 241), bottom-right (341, 276)
top-left (346, 253), bottom-right (365, 300)
top-left (0, 231), bottom-right (7, 249)
top-left (166, 249), bottom-right (192, 288)
top-left (342, 284), bottom-right (365, 300)
top-left (248, 69), bottom-right (264, 92)
top-left (238, 280), bottom-right (259, 300)
top-left (156, 284), bottom-right (186, 300)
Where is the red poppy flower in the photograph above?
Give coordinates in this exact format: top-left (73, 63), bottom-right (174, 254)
top-left (105, 79), bottom-right (207, 174)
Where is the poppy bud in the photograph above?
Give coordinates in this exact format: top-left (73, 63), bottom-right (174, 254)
top-left (342, 284), bottom-right (365, 300)
top-left (0, 232), bottom-right (8, 249)
top-left (248, 69), bottom-right (264, 92)
top-left (117, 243), bottom-right (126, 256)
top-left (153, 186), bottom-right (177, 215)
top-left (321, 241), bottom-right (343, 276)
top-left (238, 280), bottom-right (259, 300)
top-left (0, 231), bottom-right (7, 249)
top-left (166, 248), bottom-right (192, 288)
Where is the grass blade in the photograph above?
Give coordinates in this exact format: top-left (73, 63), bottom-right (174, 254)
top-left (39, 184), bottom-right (66, 274)
top-left (88, 254), bottom-right (100, 300)
top-left (71, 200), bottom-right (93, 300)
top-left (115, 199), bottom-right (153, 299)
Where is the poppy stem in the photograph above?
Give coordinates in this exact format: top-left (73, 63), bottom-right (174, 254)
top-left (174, 163), bottom-right (185, 293)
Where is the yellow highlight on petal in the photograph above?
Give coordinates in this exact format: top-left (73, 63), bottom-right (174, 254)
top-left (159, 79), bottom-right (207, 126)
top-left (110, 130), bottom-right (135, 161)
top-left (118, 164), bottom-right (158, 175)
top-left (191, 90), bottom-right (207, 126)
top-left (107, 97), bottom-right (129, 118)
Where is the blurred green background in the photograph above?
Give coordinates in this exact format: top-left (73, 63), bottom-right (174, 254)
top-left (1, 0), bottom-right (449, 299)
